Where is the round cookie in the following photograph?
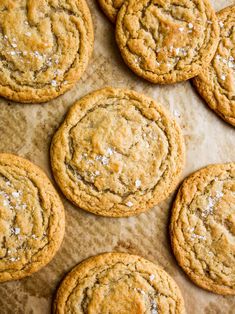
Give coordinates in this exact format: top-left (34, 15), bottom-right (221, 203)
top-left (193, 6), bottom-right (235, 126)
top-left (97, 0), bottom-right (124, 23)
top-left (170, 163), bottom-right (235, 295)
top-left (115, 0), bottom-right (220, 84)
top-left (53, 253), bottom-right (185, 314)
top-left (51, 87), bottom-right (185, 217)
top-left (0, 153), bottom-right (65, 282)
top-left (0, 0), bottom-right (93, 103)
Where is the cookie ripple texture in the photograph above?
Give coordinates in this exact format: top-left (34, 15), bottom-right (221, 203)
top-left (0, 0), bottom-right (93, 103)
top-left (53, 253), bottom-right (186, 314)
top-left (97, 0), bottom-right (124, 23)
top-left (50, 87), bottom-right (185, 217)
top-left (193, 6), bottom-right (235, 126)
top-left (0, 153), bottom-right (65, 282)
top-left (115, 0), bottom-right (220, 84)
top-left (170, 163), bottom-right (235, 295)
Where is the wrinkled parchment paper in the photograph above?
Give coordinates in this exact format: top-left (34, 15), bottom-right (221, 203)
top-left (0, 1), bottom-right (234, 313)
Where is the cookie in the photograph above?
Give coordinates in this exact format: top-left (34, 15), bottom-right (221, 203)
top-left (193, 6), bottom-right (235, 126)
top-left (0, 0), bottom-right (93, 103)
top-left (0, 153), bottom-right (65, 282)
top-left (170, 163), bottom-right (235, 295)
top-left (97, 0), bottom-right (124, 23)
top-left (51, 87), bottom-right (185, 217)
top-left (115, 0), bottom-right (220, 84)
top-left (53, 252), bottom-right (185, 314)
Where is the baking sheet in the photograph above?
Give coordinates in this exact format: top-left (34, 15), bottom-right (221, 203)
top-left (0, 0), bottom-right (235, 313)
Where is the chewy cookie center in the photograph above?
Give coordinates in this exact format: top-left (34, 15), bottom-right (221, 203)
top-left (0, 0), bottom-right (81, 89)
top-left (67, 103), bottom-right (168, 196)
top-left (121, 0), bottom-right (212, 74)
top-left (0, 166), bottom-right (49, 267)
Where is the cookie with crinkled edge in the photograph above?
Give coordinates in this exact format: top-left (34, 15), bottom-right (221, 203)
top-left (115, 0), bottom-right (219, 84)
top-left (97, 0), bottom-right (124, 23)
top-left (0, 0), bottom-right (93, 103)
top-left (53, 252), bottom-right (186, 314)
top-left (50, 87), bottom-right (185, 217)
top-left (0, 153), bottom-right (65, 282)
top-left (170, 163), bottom-right (235, 295)
top-left (193, 5), bottom-right (235, 126)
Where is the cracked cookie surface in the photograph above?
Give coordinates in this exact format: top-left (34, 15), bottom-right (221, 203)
top-left (50, 87), bottom-right (185, 217)
top-left (53, 253), bottom-right (185, 314)
top-left (170, 163), bottom-right (235, 295)
top-left (116, 0), bottom-right (219, 84)
top-left (193, 5), bottom-right (235, 126)
top-left (0, 0), bottom-right (93, 103)
top-left (97, 0), bottom-right (124, 23)
top-left (0, 153), bottom-right (65, 282)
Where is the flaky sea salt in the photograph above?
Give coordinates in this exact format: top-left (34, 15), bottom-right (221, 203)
top-left (101, 156), bottom-right (109, 165)
top-left (3, 200), bottom-right (9, 206)
top-left (107, 147), bottom-right (113, 156)
top-left (216, 191), bottom-right (224, 198)
top-left (175, 48), bottom-right (180, 55)
top-left (126, 201), bottom-right (133, 207)
top-left (191, 233), bottom-right (206, 240)
top-left (149, 274), bottom-right (155, 281)
top-left (25, 32), bottom-right (31, 37)
top-left (188, 23), bottom-right (194, 29)
top-left (51, 80), bottom-right (57, 87)
top-left (219, 21), bottom-right (224, 28)
top-left (179, 27), bottom-right (184, 32)
top-left (14, 227), bottom-right (20, 235)
top-left (12, 191), bottom-right (20, 198)
top-left (135, 179), bottom-right (141, 188)
top-left (221, 75), bottom-right (226, 81)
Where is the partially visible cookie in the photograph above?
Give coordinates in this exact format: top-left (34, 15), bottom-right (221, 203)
top-left (170, 163), bottom-right (235, 295)
top-left (0, 153), bottom-right (65, 282)
top-left (116, 0), bottom-right (219, 84)
top-left (97, 0), bottom-right (124, 23)
top-left (54, 253), bottom-right (185, 314)
top-left (51, 87), bottom-right (185, 217)
top-left (0, 0), bottom-right (93, 103)
top-left (193, 6), bottom-right (235, 126)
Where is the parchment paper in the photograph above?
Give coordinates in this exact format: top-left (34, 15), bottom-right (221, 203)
top-left (0, 1), bottom-right (234, 313)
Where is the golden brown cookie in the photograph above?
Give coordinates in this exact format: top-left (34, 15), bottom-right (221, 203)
top-left (51, 87), bottom-right (185, 217)
top-left (53, 253), bottom-right (185, 314)
top-left (0, 153), bottom-right (65, 282)
top-left (0, 0), bottom-right (93, 103)
top-left (193, 6), bottom-right (235, 126)
top-left (170, 163), bottom-right (235, 295)
top-left (115, 0), bottom-right (220, 84)
top-left (97, 0), bottom-right (124, 23)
